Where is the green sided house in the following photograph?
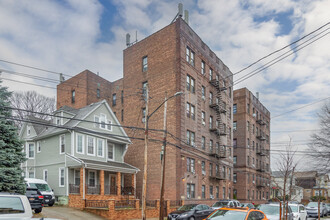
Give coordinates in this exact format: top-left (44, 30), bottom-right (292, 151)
top-left (20, 100), bottom-right (139, 206)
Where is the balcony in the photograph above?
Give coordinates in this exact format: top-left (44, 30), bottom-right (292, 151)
top-left (256, 148), bottom-right (268, 156)
top-left (209, 146), bottom-right (226, 158)
top-left (209, 102), bottom-right (226, 114)
top-left (209, 127), bottom-right (226, 136)
top-left (209, 172), bottom-right (226, 180)
top-left (69, 184), bottom-right (80, 194)
top-left (256, 119), bottom-right (266, 125)
top-left (209, 79), bottom-right (227, 92)
top-left (257, 167), bottom-right (266, 173)
top-left (256, 135), bottom-right (266, 141)
top-left (257, 182), bottom-right (266, 188)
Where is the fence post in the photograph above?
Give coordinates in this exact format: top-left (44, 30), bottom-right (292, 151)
top-left (156, 199), bottom-right (160, 209)
top-left (136, 199), bottom-right (140, 210)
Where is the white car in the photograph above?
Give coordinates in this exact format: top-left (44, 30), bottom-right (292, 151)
top-left (289, 204), bottom-right (307, 220)
top-left (0, 193), bottom-right (33, 219)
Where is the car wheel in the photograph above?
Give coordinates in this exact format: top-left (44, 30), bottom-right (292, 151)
top-left (34, 208), bottom-right (42, 213)
top-left (48, 203), bottom-right (54, 207)
top-left (189, 217), bottom-right (195, 220)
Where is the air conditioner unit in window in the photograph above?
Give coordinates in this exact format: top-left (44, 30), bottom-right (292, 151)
top-left (210, 195), bottom-right (214, 199)
top-left (253, 180), bottom-right (255, 184)
top-left (202, 171), bottom-right (206, 176)
top-left (191, 142), bottom-right (196, 147)
top-left (202, 121), bottom-right (205, 126)
top-left (253, 113), bottom-right (256, 117)
top-left (142, 118), bottom-right (146, 123)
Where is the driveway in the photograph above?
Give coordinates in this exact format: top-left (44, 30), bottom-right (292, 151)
top-left (33, 206), bottom-right (106, 220)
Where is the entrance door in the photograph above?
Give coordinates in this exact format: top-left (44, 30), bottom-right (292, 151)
top-left (109, 175), bottom-right (116, 195)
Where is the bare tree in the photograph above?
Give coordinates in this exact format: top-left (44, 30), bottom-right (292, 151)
top-left (308, 101), bottom-right (330, 173)
top-left (10, 91), bottom-right (55, 128)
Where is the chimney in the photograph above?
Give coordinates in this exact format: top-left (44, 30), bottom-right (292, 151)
top-left (59, 73), bottom-right (65, 83)
top-left (126, 33), bottom-right (131, 47)
top-left (256, 92), bottom-right (259, 100)
top-left (178, 3), bottom-right (183, 17)
top-left (184, 10), bottom-right (189, 24)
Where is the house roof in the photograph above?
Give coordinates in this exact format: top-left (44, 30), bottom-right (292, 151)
top-left (295, 171), bottom-right (317, 178)
top-left (81, 158), bottom-right (139, 174)
top-left (26, 115), bottom-right (52, 135)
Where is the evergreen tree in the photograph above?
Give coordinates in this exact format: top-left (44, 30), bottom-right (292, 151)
top-left (0, 80), bottom-right (26, 194)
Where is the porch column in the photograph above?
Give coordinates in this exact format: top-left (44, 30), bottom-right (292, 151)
top-left (100, 170), bottom-right (105, 195)
top-left (132, 173), bottom-right (136, 196)
top-left (116, 172), bottom-right (121, 196)
top-left (80, 167), bottom-right (84, 196)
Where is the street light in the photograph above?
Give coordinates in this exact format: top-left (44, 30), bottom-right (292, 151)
top-left (141, 85), bottom-right (183, 220)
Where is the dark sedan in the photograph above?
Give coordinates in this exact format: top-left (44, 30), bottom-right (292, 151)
top-left (168, 204), bottom-right (214, 220)
top-left (26, 187), bottom-right (44, 213)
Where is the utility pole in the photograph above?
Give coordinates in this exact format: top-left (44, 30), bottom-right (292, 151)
top-left (142, 84), bottom-right (149, 220)
top-left (159, 92), bottom-right (168, 220)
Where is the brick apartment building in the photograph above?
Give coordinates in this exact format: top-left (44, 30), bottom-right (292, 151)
top-left (233, 88), bottom-right (271, 204)
top-left (57, 16), bottom-right (234, 204)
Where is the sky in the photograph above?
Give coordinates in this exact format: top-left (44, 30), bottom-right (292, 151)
top-left (0, 0), bottom-right (329, 171)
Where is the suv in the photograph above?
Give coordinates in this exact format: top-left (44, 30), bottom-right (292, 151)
top-left (26, 187), bottom-right (44, 213)
top-left (306, 201), bottom-right (327, 218)
top-left (25, 178), bottom-right (55, 206)
top-left (0, 193), bottom-right (33, 219)
top-left (258, 203), bottom-right (294, 220)
top-left (212, 199), bottom-right (241, 210)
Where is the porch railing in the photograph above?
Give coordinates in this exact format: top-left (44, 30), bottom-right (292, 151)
top-left (86, 184), bottom-right (101, 195)
top-left (115, 200), bottom-right (136, 209)
top-left (146, 200), bottom-right (157, 208)
top-left (104, 185), bottom-right (117, 195)
top-left (170, 200), bottom-right (182, 207)
top-left (121, 186), bottom-right (134, 196)
top-left (69, 184), bottom-right (80, 194)
top-left (85, 200), bottom-right (109, 209)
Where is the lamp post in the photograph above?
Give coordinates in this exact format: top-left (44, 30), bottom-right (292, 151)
top-left (141, 86), bottom-right (183, 220)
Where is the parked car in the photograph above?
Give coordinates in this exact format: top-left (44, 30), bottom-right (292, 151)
top-left (205, 207), bottom-right (268, 220)
top-left (240, 203), bottom-right (255, 209)
top-left (289, 203), bottom-right (307, 220)
top-left (25, 178), bottom-right (55, 206)
top-left (258, 203), bottom-right (294, 220)
top-left (211, 199), bottom-right (241, 210)
top-left (326, 203), bottom-right (330, 215)
top-left (168, 204), bottom-right (214, 220)
top-left (0, 192), bottom-right (33, 219)
top-left (305, 201), bottom-right (327, 218)
top-left (25, 187), bottom-right (44, 213)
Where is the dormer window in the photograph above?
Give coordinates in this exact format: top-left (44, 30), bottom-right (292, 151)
top-left (72, 90), bottom-right (75, 103)
top-left (27, 126), bottom-right (31, 136)
top-left (94, 114), bottom-right (112, 131)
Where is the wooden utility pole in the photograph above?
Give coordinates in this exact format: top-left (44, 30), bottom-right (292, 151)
top-left (142, 84), bottom-right (149, 220)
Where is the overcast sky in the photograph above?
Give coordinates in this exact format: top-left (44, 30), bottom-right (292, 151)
top-left (0, 0), bottom-right (329, 170)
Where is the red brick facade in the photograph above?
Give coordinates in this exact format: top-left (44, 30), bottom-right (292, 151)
top-left (233, 88), bottom-right (271, 204)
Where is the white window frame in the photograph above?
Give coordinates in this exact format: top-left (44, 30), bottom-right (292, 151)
top-left (37, 141), bottom-right (41, 153)
top-left (43, 169), bottom-right (48, 182)
top-left (88, 170), bottom-right (96, 187)
top-left (107, 142), bottom-right (115, 161)
top-left (94, 115), bottom-right (100, 128)
top-left (27, 143), bottom-right (35, 159)
top-left (76, 133), bottom-right (85, 154)
top-left (97, 139), bottom-right (104, 158)
top-left (100, 113), bottom-right (106, 129)
top-left (27, 125), bottom-right (31, 136)
top-left (28, 170), bottom-right (35, 178)
top-left (59, 135), bottom-right (65, 154)
top-left (107, 120), bottom-right (112, 131)
top-left (87, 136), bottom-right (95, 156)
top-left (59, 168), bottom-right (65, 187)
top-left (74, 169), bottom-right (80, 186)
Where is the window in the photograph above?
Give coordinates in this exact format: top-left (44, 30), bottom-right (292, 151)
top-left (112, 94), bottom-right (116, 106)
top-left (201, 60), bottom-right (205, 75)
top-left (201, 111), bottom-right (206, 126)
top-left (100, 114), bottom-right (106, 129)
top-left (28, 144), bottom-right (34, 159)
top-left (186, 130), bottom-right (195, 147)
top-left (202, 185), bottom-right (206, 198)
top-left (43, 169), bottom-right (48, 182)
top-left (209, 163), bottom-right (213, 176)
top-left (201, 161), bottom-right (206, 175)
top-left (59, 168), bottom-right (65, 187)
top-left (121, 90), bottom-right (124, 104)
top-left (142, 108), bottom-right (146, 123)
top-left (233, 173), bottom-right (237, 183)
top-left (209, 116), bottom-right (213, 129)
top-left (209, 68), bottom-right (213, 81)
top-left (186, 158), bottom-right (195, 173)
top-left (72, 90), bottom-right (75, 103)
top-left (247, 103), bottom-right (250, 113)
top-left (229, 168), bottom-right (231, 180)
top-left (186, 47), bottom-right (195, 66)
top-left (247, 121), bottom-right (250, 131)
top-left (74, 169), bottom-right (80, 186)
top-left (37, 141), bottom-right (41, 153)
top-left (94, 115), bottom-right (99, 128)
top-left (233, 121), bottom-right (237, 131)
top-left (201, 86), bottom-right (206, 100)
top-left (247, 156), bottom-right (250, 166)
top-left (233, 104), bottom-right (237, 114)
top-left (186, 75), bottom-right (195, 93)
top-left (210, 185), bottom-right (214, 198)
top-left (97, 139), bottom-right (104, 157)
top-left (248, 190), bottom-right (250, 199)
top-left (60, 135), bottom-right (65, 154)
top-left (142, 56), bottom-right (148, 72)
top-left (216, 74), bottom-right (219, 81)
top-left (187, 183), bottom-right (195, 198)
top-left (77, 134), bottom-right (84, 154)
top-left (209, 92), bottom-right (213, 105)
top-left (229, 107), bottom-right (232, 118)
top-left (87, 136), bottom-right (95, 155)
top-left (247, 138), bottom-right (250, 147)
top-left (142, 81), bottom-right (148, 100)
top-left (108, 142), bottom-right (114, 160)
top-left (223, 187), bottom-right (226, 199)
top-left (97, 88), bottom-right (100, 98)
top-left (216, 186), bottom-right (219, 198)
top-left (88, 171), bottom-right (96, 187)
top-left (186, 103), bottom-right (195, 120)
top-left (222, 166), bottom-right (226, 178)
top-left (233, 139), bottom-right (237, 148)
top-left (233, 156), bottom-right (237, 165)
top-left (209, 139), bottom-right (213, 152)
top-left (229, 86), bottom-right (232, 98)
top-left (29, 171), bottom-right (35, 178)
top-left (201, 136), bottom-right (205, 149)
top-left (121, 109), bottom-right (124, 122)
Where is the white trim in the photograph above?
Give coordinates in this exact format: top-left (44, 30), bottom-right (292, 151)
top-left (94, 115), bottom-right (100, 128)
top-left (66, 167), bottom-right (69, 196)
top-left (71, 131), bottom-right (75, 157)
top-left (76, 133), bottom-right (85, 154)
top-left (37, 141), bottom-right (41, 153)
top-left (27, 142), bottom-right (35, 159)
top-left (88, 170), bottom-right (96, 187)
top-left (59, 134), bottom-right (65, 154)
top-left (27, 125), bottom-right (31, 136)
top-left (43, 169), bottom-right (48, 182)
top-left (74, 128), bottom-right (130, 145)
top-left (59, 167), bottom-right (65, 187)
top-left (122, 144), bottom-right (128, 161)
top-left (86, 136), bottom-right (95, 156)
top-left (60, 111), bottom-right (64, 125)
top-left (97, 138), bottom-right (104, 158)
top-left (107, 141), bottom-right (115, 161)
top-left (100, 113), bottom-right (106, 129)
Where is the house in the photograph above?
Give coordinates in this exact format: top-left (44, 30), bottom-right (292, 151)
top-left (20, 100), bottom-right (139, 205)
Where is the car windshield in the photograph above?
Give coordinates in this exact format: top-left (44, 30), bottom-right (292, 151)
top-left (289, 205), bottom-right (298, 212)
top-left (207, 209), bottom-right (247, 220)
top-left (258, 205), bottom-right (279, 215)
top-left (29, 183), bottom-right (52, 192)
top-left (0, 197), bottom-right (25, 214)
top-left (307, 202), bottom-right (318, 207)
top-left (213, 202), bottom-right (229, 207)
top-left (178, 204), bottom-right (197, 211)
top-left (326, 204), bottom-right (330, 207)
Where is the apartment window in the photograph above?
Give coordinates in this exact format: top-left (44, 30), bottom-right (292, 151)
top-left (76, 134), bottom-right (84, 154)
top-left (202, 185), bottom-right (206, 199)
top-left (215, 165), bottom-right (219, 175)
top-left (247, 156), bottom-right (250, 166)
top-left (142, 81), bottom-right (148, 100)
top-left (186, 158), bottom-right (195, 173)
top-left (209, 92), bottom-right (213, 105)
top-left (209, 68), bottom-right (213, 81)
top-left (74, 170), bottom-right (80, 186)
top-left (233, 189), bottom-right (237, 198)
top-left (222, 166), bottom-right (226, 178)
top-left (247, 138), bottom-right (250, 147)
top-left (112, 94), bottom-right (116, 106)
top-left (233, 156), bottom-right (237, 165)
top-left (97, 88), bottom-right (100, 98)
top-left (186, 75), bottom-right (195, 93)
top-left (71, 90), bottom-right (75, 103)
top-left (228, 188), bottom-right (231, 199)
top-left (247, 103), bottom-right (250, 113)
top-left (209, 139), bottom-right (213, 152)
top-left (43, 169), bottom-right (48, 182)
top-left (253, 190), bottom-right (255, 199)
top-left (233, 173), bottom-right (237, 183)
top-left (59, 168), bottom-right (65, 187)
top-left (233, 139), bottom-right (237, 148)
top-left (121, 109), bottom-right (124, 122)
top-left (186, 103), bottom-right (195, 120)
top-left (223, 187), bottom-right (226, 199)
top-left (253, 124), bottom-right (255, 134)
top-left (229, 107), bottom-right (232, 118)
top-left (142, 56), bottom-right (148, 72)
top-left (210, 186), bottom-right (214, 198)
top-left (233, 104), bottom-right (237, 114)
top-left (201, 136), bottom-right (206, 150)
top-left (60, 135), bottom-right (65, 154)
top-left (186, 47), bottom-right (195, 66)
top-left (97, 139), bottom-right (104, 157)
top-left (186, 130), bottom-right (195, 147)
top-left (37, 141), bottom-right (41, 153)
top-left (201, 86), bottom-right (206, 100)
top-left (142, 108), bottom-right (146, 123)
top-left (108, 142), bottom-right (114, 160)
top-left (233, 121), bottom-right (237, 131)
top-left (209, 116), bottom-right (213, 129)
top-left (88, 171), bottom-right (96, 187)
top-left (248, 190), bottom-right (250, 199)
top-left (121, 90), bottom-right (124, 104)
top-left (87, 136), bottom-right (95, 155)
top-left (201, 60), bottom-right (206, 75)
top-left (187, 183), bottom-right (195, 199)
top-left (216, 186), bottom-right (219, 199)
top-left (229, 168), bottom-right (232, 180)
top-left (201, 111), bottom-right (206, 126)
top-left (201, 161), bottom-right (206, 175)
top-left (247, 121), bottom-right (250, 131)
top-left (216, 74), bottom-right (219, 81)
top-left (209, 163), bottom-right (213, 176)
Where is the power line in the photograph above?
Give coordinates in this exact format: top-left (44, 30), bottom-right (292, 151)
top-left (271, 129), bottom-right (321, 133)
top-left (1, 68), bottom-right (60, 83)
